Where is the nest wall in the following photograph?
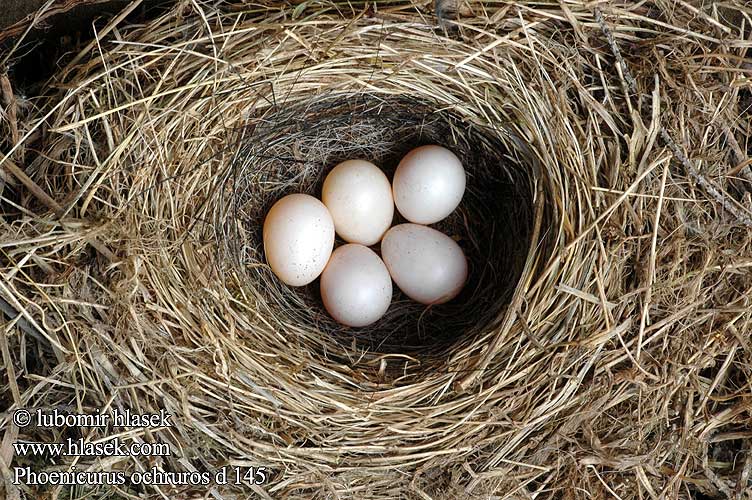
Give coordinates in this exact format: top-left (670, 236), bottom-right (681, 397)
top-left (1, 1), bottom-right (751, 499)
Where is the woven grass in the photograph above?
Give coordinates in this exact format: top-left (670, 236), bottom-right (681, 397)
top-left (1, 1), bottom-right (752, 499)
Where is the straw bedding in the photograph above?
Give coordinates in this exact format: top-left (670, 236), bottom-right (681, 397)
top-left (1, 1), bottom-right (751, 498)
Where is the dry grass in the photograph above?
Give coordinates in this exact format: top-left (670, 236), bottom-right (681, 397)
top-left (1, 1), bottom-right (752, 498)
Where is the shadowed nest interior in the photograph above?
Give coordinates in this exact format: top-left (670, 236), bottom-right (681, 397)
top-left (217, 93), bottom-right (535, 355)
top-left (1, 1), bottom-right (752, 499)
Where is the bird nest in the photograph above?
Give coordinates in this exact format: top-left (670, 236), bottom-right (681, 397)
top-left (1, 1), bottom-right (751, 499)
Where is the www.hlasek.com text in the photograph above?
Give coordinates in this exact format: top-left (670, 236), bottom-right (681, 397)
top-left (14, 438), bottom-right (170, 458)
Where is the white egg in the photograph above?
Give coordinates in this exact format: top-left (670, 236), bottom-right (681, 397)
top-left (322, 159), bottom-right (394, 245)
top-left (263, 193), bottom-right (334, 286)
top-left (392, 145), bottom-right (466, 224)
top-left (320, 244), bottom-right (392, 327)
top-left (381, 224), bottom-right (467, 305)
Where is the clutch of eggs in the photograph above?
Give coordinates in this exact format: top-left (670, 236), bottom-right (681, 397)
top-left (262, 145), bottom-right (468, 326)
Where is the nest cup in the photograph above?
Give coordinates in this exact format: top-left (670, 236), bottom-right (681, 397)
top-left (218, 93), bottom-right (536, 357)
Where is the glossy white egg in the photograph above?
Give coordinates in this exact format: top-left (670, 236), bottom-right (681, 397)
top-left (322, 159), bottom-right (394, 245)
top-left (392, 145), bottom-right (466, 224)
top-left (320, 244), bottom-right (392, 327)
top-left (263, 193), bottom-right (335, 286)
top-left (381, 224), bottom-right (467, 305)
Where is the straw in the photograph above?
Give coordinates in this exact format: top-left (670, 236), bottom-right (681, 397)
top-left (1, 1), bottom-right (751, 498)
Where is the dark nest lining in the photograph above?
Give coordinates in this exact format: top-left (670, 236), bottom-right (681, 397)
top-left (215, 93), bottom-right (536, 355)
